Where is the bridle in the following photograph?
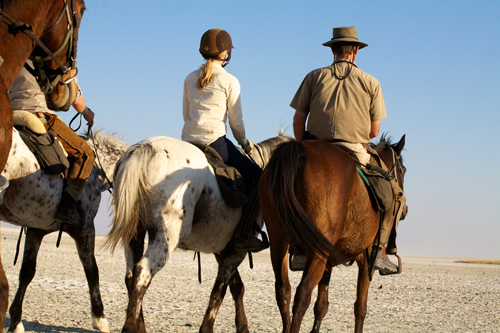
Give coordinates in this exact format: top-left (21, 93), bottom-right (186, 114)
top-left (388, 147), bottom-right (406, 190)
top-left (0, 0), bottom-right (81, 94)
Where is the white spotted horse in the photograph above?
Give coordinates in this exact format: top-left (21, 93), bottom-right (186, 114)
top-left (0, 126), bottom-right (128, 333)
top-left (103, 132), bottom-right (292, 333)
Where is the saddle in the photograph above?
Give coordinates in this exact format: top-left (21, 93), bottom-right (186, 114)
top-left (13, 110), bottom-right (70, 175)
top-left (190, 143), bottom-right (248, 208)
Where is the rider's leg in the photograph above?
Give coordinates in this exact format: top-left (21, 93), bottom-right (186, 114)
top-left (44, 114), bottom-right (95, 225)
top-left (210, 137), bottom-right (267, 252)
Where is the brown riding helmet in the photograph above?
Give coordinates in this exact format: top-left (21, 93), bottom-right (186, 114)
top-left (199, 29), bottom-right (234, 59)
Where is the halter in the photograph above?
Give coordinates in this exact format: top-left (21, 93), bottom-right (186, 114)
top-left (0, 0), bottom-right (80, 94)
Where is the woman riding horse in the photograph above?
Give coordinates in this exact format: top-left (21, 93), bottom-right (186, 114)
top-left (182, 29), bottom-right (266, 252)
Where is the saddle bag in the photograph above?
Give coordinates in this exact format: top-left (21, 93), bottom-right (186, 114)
top-left (358, 165), bottom-right (395, 212)
top-left (191, 143), bottom-right (248, 208)
top-left (16, 126), bottom-right (70, 175)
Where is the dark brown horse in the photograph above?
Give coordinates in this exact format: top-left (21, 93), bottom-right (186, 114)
top-left (259, 135), bottom-right (406, 333)
top-left (0, 0), bottom-right (86, 327)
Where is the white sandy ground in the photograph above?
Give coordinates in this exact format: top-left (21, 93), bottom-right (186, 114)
top-left (1, 226), bottom-right (499, 333)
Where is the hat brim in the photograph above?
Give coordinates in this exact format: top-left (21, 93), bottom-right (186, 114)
top-left (322, 38), bottom-right (368, 49)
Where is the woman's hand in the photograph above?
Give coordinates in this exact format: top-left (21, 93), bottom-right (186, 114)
top-left (242, 140), bottom-right (254, 154)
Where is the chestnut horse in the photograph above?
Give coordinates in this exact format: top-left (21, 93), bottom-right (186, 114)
top-left (0, 0), bottom-right (85, 326)
top-left (259, 135), bottom-right (406, 333)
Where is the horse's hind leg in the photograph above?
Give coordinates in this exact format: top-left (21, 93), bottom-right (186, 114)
top-left (8, 228), bottom-right (47, 333)
top-left (354, 253), bottom-right (372, 333)
top-left (311, 267), bottom-right (333, 333)
top-left (291, 257), bottom-right (327, 333)
top-left (199, 249), bottom-right (247, 333)
top-left (123, 225), bottom-right (146, 331)
top-left (122, 228), bottom-right (169, 333)
top-left (65, 224), bottom-right (109, 332)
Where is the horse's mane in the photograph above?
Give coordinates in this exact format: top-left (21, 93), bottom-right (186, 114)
top-left (253, 128), bottom-right (294, 168)
top-left (370, 133), bottom-right (404, 160)
top-left (81, 128), bottom-right (129, 152)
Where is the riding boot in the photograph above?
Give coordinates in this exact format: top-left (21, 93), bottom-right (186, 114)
top-left (233, 187), bottom-right (268, 253)
top-left (54, 190), bottom-right (83, 226)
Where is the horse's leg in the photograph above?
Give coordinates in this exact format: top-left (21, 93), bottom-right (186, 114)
top-left (0, 238), bottom-right (8, 329)
top-left (65, 225), bottom-right (109, 333)
top-left (123, 226), bottom-right (146, 331)
top-left (290, 257), bottom-right (327, 333)
top-left (354, 253), bottom-right (372, 333)
top-left (199, 248), bottom-right (247, 333)
top-left (122, 228), bottom-right (169, 333)
top-left (8, 228), bottom-right (48, 333)
top-left (268, 232), bottom-right (292, 333)
top-left (311, 267), bottom-right (333, 333)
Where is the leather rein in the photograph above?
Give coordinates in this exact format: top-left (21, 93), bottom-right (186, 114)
top-left (0, 0), bottom-right (80, 94)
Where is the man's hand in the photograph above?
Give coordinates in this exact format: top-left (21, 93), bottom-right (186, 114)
top-left (82, 107), bottom-right (94, 127)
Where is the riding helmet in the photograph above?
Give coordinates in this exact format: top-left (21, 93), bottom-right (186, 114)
top-left (199, 29), bottom-right (234, 59)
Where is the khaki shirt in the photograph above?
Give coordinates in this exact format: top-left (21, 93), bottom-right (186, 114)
top-left (290, 59), bottom-right (387, 143)
top-left (8, 61), bottom-right (82, 114)
top-left (182, 63), bottom-right (247, 146)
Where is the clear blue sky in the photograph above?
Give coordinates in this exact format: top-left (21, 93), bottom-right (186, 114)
top-left (5, 0), bottom-right (500, 260)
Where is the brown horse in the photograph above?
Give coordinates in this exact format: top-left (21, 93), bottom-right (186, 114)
top-left (0, 0), bottom-right (86, 327)
top-left (259, 135), bottom-right (406, 333)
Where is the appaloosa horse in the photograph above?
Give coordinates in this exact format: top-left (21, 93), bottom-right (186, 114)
top-left (0, 128), bottom-right (127, 333)
top-left (259, 135), bottom-right (406, 333)
top-left (0, 0), bottom-right (86, 325)
top-left (103, 133), bottom-right (292, 333)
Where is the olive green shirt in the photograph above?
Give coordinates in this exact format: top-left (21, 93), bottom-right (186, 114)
top-left (290, 59), bottom-right (387, 143)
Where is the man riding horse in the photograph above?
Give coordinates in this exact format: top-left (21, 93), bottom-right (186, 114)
top-left (9, 62), bottom-right (95, 226)
top-left (291, 26), bottom-right (406, 275)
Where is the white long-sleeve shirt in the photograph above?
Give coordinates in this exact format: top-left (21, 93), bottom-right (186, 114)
top-left (182, 64), bottom-right (247, 146)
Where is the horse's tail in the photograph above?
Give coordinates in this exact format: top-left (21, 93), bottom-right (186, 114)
top-left (266, 140), bottom-right (345, 265)
top-left (102, 142), bottom-right (159, 253)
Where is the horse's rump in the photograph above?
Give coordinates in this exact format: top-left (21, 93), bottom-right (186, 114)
top-left (263, 140), bottom-right (354, 264)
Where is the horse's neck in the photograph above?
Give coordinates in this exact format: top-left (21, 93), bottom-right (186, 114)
top-left (2, 129), bottom-right (40, 179)
top-left (0, 1), bottom-right (53, 87)
top-left (86, 135), bottom-right (129, 186)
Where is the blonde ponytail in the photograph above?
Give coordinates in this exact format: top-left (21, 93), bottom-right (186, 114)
top-left (198, 60), bottom-right (214, 89)
top-left (197, 50), bottom-right (228, 89)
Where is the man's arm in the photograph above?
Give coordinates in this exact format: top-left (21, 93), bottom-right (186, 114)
top-left (370, 120), bottom-right (380, 139)
top-left (293, 111), bottom-right (307, 142)
top-left (72, 95), bottom-right (94, 127)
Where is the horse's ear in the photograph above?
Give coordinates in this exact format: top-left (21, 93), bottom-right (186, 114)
top-left (394, 135), bottom-right (406, 155)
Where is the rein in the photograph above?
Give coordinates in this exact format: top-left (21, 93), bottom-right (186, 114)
top-left (69, 112), bottom-right (114, 193)
top-left (0, 0), bottom-right (80, 94)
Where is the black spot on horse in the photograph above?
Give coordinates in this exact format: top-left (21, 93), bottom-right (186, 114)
top-left (49, 183), bottom-right (55, 189)
top-left (186, 158), bottom-right (190, 164)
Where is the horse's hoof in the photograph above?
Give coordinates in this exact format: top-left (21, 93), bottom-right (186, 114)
top-left (92, 314), bottom-right (110, 333)
top-left (8, 322), bottom-right (25, 333)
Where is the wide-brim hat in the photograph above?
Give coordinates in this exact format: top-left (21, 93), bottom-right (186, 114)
top-left (322, 26), bottom-right (368, 49)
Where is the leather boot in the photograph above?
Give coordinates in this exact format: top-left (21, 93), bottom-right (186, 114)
top-left (55, 191), bottom-right (83, 226)
top-left (373, 248), bottom-right (399, 275)
top-left (233, 188), bottom-right (269, 253)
